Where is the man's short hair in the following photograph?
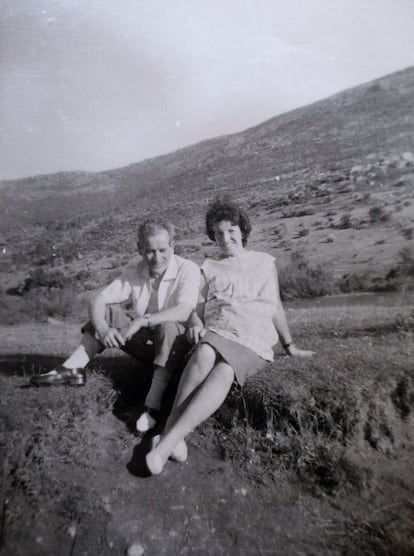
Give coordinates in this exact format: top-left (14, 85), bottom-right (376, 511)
top-left (137, 219), bottom-right (175, 245)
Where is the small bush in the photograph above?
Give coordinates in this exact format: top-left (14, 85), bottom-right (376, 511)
top-left (25, 287), bottom-right (80, 319)
top-left (8, 268), bottom-right (71, 296)
top-left (400, 226), bottom-right (413, 240)
top-left (398, 245), bottom-right (414, 278)
top-left (369, 205), bottom-right (391, 223)
top-left (353, 192), bottom-right (370, 203)
top-left (278, 250), bottom-right (337, 299)
top-left (280, 206), bottom-right (316, 218)
top-left (337, 272), bottom-right (371, 293)
top-left (394, 310), bottom-right (414, 335)
top-left (336, 213), bottom-right (353, 229)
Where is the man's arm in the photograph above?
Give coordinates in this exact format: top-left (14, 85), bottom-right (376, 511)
top-left (124, 261), bottom-right (201, 340)
top-left (146, 302), bottom-right (194, 326)
top-left (185, 272), bottom-right (208, 344)
top-left (89, 275), bottom-right (132, 348)
top-left (89, 292), bottom-right (126, 348)
top-left (123, 303), bottom-right (194, 341)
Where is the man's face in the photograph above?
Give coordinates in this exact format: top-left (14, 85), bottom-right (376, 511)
top-left (138, 229), bottom-right (174, 276)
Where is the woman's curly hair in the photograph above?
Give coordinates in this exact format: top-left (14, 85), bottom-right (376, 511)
top-left (205, 196), bottom-right (251, 246)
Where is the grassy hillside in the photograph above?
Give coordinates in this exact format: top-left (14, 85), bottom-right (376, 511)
top-left (1, 67), bottom-right (413, 303)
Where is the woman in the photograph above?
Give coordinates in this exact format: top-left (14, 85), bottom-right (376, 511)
top-left (146, 197), bottom-right (314, 474)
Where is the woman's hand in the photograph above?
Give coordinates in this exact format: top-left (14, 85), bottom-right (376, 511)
top-left (124, 317), bottom-right (149, 341)
top-left (285, 344), bottom-right (315, 357)
top-left (186, 326), bottom-right (206, 344)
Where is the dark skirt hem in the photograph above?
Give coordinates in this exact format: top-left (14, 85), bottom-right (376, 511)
top-left (200, 330), bottom-right (267, 386)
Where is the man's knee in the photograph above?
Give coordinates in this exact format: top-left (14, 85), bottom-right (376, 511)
top-left (153, 322), bottom-right (188, 370)
top-left (155, 321), bottom-right (182, 342)
top-left (154, 322), bottom-right (187, 354)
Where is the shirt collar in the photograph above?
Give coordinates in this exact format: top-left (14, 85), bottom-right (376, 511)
top-left (141, 254), bottom-right (178, 282)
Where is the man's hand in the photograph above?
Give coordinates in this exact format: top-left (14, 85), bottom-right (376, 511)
top-left (124, 317), bottom-right (148, 341)
top-left (97, 327), bottom-right (125, 349)
top-left (186, 326), bottom-right (206, 344)
top-left (285, 344), bottom-right (315, 357)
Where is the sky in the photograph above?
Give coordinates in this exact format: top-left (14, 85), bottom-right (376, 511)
top-left (1, 0), bottom-right (413, 181)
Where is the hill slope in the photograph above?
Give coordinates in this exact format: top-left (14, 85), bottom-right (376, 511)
top-left (1, 67), bottom-right (413, 286)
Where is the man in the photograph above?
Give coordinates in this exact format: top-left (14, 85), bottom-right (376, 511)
top-left (30, 219), bottom-right (200, 434)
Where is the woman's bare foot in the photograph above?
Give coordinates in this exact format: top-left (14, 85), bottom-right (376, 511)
top-left (146, 436), bottom-right (188, 474)
top-left (169, 439), bottom-right (187, 463)
top-left (146, 450), bottom-right (166, 475)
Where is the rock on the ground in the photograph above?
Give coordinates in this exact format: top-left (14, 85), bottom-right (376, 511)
top-left (126, 542), bottom-right (145, 556)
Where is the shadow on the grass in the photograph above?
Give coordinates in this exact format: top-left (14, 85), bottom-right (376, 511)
top-left (0, 353), bottom-right (64, 376)
top-left (126, 435), bottom-right (154, 478)
top-left (0, 351), bottom-right (156, 425)
top-left (0, 352), bottom-right (181, 477)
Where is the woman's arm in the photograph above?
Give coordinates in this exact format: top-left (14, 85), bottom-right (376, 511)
top-left (272, 263), bottom-right (315, 357)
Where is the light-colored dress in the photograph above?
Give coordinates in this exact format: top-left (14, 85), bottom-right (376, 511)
top-left (201, 250), bottom-right (279, 362)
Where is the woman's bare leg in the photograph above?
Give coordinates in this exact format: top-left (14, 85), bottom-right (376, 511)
top-left (146, 361), bottom-right (234, 474)
top-left (164, 343), bottom-right (217, 430)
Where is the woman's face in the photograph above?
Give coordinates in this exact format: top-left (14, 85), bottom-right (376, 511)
top-left (213, 220), bottom-right (244, 257)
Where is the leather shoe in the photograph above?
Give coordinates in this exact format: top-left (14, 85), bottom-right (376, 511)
top-left (30, 365), bottom-right (86, 386)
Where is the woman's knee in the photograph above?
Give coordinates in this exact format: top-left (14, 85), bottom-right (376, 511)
top-left (214, 362), bottom-right (235, 385)
top-left (186, 343), bottom-right (216, 377)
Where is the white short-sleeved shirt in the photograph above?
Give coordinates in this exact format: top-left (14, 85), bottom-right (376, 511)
top-left (201, 251), bottom-right (279, 360)
top-left (99, 254), bottom-right (200, 321)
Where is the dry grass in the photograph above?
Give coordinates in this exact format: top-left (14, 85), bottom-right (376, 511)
top-left (0, 374), bottom-right (118, 549)
top-left (201, 301), bottom-right (414, 498)
top-left (330, 500), bottom-right (414, 555)
top-left (0, 295), bottom-right (413, 553)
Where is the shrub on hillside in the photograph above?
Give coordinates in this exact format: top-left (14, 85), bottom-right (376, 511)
top-left (337, 272), bottom-right (371, 293)
top-left (280, 206), bottom-right (316, 218)
top-left (336, 213), bottom-right (353, 229)
top-left (369, 205), bottom-right (391, 223)
top-left (7, 268), bottom-right (71, 296)
top-left (400, 226), bottom-right (413, 240)
top-left (398, 244), bottom-right (414, 278)
top-left (0, 286), bottom-right (82, 323)
top-left (25, 287), bottom-right (79, 319)
top-left (3, 266), bottom-right (83, 322)
top-left (278, 250), bottom-right (336, 299)
top-left (383, 244), bottom-right (414, 291)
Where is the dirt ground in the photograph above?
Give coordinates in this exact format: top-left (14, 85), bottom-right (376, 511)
top-left (0, 362), bottom-right (336, 556)
top-left (1, 295), bottom-right (414, 555)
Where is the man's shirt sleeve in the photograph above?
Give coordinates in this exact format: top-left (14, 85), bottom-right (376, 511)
top-left (175, 261), bottom-right (201, 308)
top-left (99, 276), bottom-right (132, 304)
